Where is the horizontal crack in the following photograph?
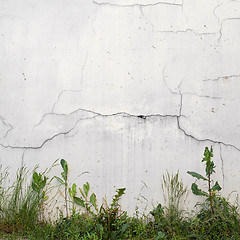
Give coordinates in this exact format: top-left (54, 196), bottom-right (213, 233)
top-left (0, 128), bottom-right (74, 150)
top-left (203, 74), bottom-right (240, 82)
top-left (2, 107), bottom-right (239, 153)
top-left (153, 28), bottom-right (218, 36)
top-left (93, 0), bottom-right (183, 7)
top-left (181, 92), bottom-right (222, 100)
top-left (2, 110), bottom-right (181, 150)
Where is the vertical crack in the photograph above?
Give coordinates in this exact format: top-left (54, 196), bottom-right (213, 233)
top-left (213, 0), bottom-right (227, 24)
top-left (81, 53), bottom-right (88, 85)
top-left (139, 5), bottom-right (144, 18)
top-left (218, 17), bottom-right (240, 43)
top-left (0, 116), bottom-right (13, 138)
top-left (178, 85), bottom-right (183, 117)
top-left (219, 143), bottom-right (225, 188)
top-left (162, 66), bottom-right (184, 117)
top-left (33, 89), bottom-right (82, 128)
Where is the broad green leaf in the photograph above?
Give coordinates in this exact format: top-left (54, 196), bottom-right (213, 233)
top-left (212, 181), bottom-right (222, 191)
top-left (61, 172), bottom-right (67, 182)
top-left (90, 193), bottom-right (97, 205)
top-left (33, 172), bottom-right (39, 182)
top-left (72, 183), bottom-right (76, 196)
top-left (69, 187), bottom-right (73, 198)
top-left (187, 171), bottom-right (207, 181)
top-left (73, 196), bottom-right (85, 207)
top-left (191, 183), bottom-right (208, 197)
top-left (83, 182), bottom-right (90, 196)
top-left (60, 159), bottom-right (68, 175)
top-left (117, 188), bottom-right (126, 197)
top-left (54, 176), bottom-right (64, 184)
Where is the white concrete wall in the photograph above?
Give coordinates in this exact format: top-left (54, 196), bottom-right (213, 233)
top-left (1, 0), bottom-right (240, 214)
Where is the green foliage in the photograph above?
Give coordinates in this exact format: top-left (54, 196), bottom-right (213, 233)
top-left (96, 188), bottom-right (130, 239)
top-left (53, 213), bottom-right (103, 240)
top-left (0, 166), bottom-right (49, 233)
top-left (189, 194), bottom-right (240, 239)
top-left (70, 182), bottom-right (98, 215)
top-left (187, 146), bottom-right (222, 213)
top-left (0, 147), bottom-right (240, 239)
top-left (162, 171), bottom-right (187, 223)
top-left (54, 159), bottom-right (70, 217)
top-left (187, 147), bottom-right (240, 239)
top-left (150, 172), bottom-right (189, 239)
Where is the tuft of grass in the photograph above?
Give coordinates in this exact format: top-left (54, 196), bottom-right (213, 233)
top-left (0, 165), bottom-right (51, 234)
top-left (162, 171), bottom-right (188, 223)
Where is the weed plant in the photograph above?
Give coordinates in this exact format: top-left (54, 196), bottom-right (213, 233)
top-left (0, 165), bottom-right (51, 234)
top-left (0, 147), bottom-right (240, 239)
top-left (150, 171), bottom-right (189, 239)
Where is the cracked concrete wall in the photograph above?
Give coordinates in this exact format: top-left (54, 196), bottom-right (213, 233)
top-left (0, 0), bottom-right (240, 214)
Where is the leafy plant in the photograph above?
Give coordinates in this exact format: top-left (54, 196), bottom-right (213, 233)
top-left (0, 166), bottom-right (49, 233)
top-left (187, 146), bottom-right (221, 213)
top-left (97, 188), bottom-right (129, 239)
top-left (31, 171), bottom-right (48, 221)
top-left (54, 159), bottom-right (70, 217)
top-left (69, 182), bottom-right (98, 215)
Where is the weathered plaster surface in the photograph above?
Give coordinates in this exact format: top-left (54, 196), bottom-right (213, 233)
top-left (0, 0), bottom-right (240, 214)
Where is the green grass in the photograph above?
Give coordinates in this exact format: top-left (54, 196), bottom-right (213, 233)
top-left (0, 148), bottom-right (240, 239)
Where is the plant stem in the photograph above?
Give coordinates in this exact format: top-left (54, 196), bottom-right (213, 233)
top-left (65, 183), bottom-right (68, 217)
top-left (208, 172), bottom-right (214, 214)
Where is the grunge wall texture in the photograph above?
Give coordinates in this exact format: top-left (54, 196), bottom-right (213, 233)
top-left (0, 0), bottom-right (240, 214)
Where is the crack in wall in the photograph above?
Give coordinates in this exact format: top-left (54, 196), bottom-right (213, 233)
top-left (0, 127), bottom-right (75, 150)
top-left (219, 143), bottom-right (225, 188)
top-left (139, 5), bottom-right (144, 18)
top-left (176, 116), bottom-right (240, 152)
top-left (2, 0), bottom-right (240, 165)
top-left (1, 111), bottom-right (181, 150)
top-left (218, 17), bottom-right (240, 42)
top-left (163, 67), bottom-right (222, 115)
top-left (81, 53), bottom-right (88, 85)
top-left (0, 116), bottom-right (13, 139)
top-left (162, 66), bottom-right (181, 96)
top-left (139, 1), bottom-right (240, 41)
top-left (2, 106), bottom-right (240, 154)
top-left (93, 0), bottom-right (183, 7)
top-left (93, 0), bottom-right (239, 47)
top-left (203, 74), bottom-right (240, 82)
top-left (34, 89), bottom-right (82, 128)
top-left (152, 28), bottom-right (218, 36)
top-left (214, 0), bottom-right (240, 25)
top-left (148, 14), bottom-right (240, 43)
top-left (181, 92), bottom-right (222, 100)
top-left (162, 67), bottom-right (184, 117)
top-left (213, 0), bottom-right (228, 24)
